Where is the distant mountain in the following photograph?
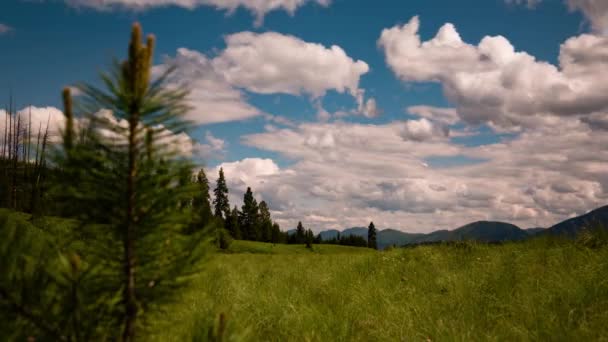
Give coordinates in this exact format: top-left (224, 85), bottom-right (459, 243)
top-left (409, 221), bottom-right (528, 244)
top-left (319, 229), bottom-right (340, 240)
top-left (314, 221), bottom-right (527, 249)
top-left (449, 221), bottom-right (528, 242)
top-left (340, 227), bottom-right (368, 238)
top-left (525, 227), bottom-right (546, 235)
top-left (377, 229), bottom-right (423, 249)
top-left (307, 205), bottom-right (608, 249)
top-left (545, 205), bottom-right (608, 237)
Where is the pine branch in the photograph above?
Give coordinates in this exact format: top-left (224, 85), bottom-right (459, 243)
top-left (0, 287), bottom-right (67, 341)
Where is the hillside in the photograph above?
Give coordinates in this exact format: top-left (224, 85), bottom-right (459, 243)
top-left (149, 238), bottom-right (608, 341)
top-left (377, 229), bottom-right (423, 249)
top-left (318, 221), bottom-right (529, 248)
top-left (340, 227), bottom-right (368, 237)
top-left (313, 205), bottom-right (608, 248)
top-left (545, 205), bottom-right (608, 236)
top-left (526, 227), bottom-right (546, 235)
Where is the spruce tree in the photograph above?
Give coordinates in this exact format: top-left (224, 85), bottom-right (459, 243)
top-left (213, 168), bottom-right (230, 220)
top-left (258, 200), bottom-right (272, 242)
top-left (368, 221), bottom-right (378, 250)
top-left (296, 221), bottom-right (305, 244)
top-left (3, 23), bottom-right (209, 341)
top-left (305, 229), bottom-right (314, 249)
top-left (192, 168), bottom-right (212, 229)
top-left (270, 222), bottom-right (282, 243)
top-left (239, 187), bottom-right (259, 241)
top-left (225, 205), bottom-right (242, 239)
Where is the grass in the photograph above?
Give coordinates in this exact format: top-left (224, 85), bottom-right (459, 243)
top-left (3, 209), bottom-right (607, 340)
top-left (149, 239), bottom-right (608, 341)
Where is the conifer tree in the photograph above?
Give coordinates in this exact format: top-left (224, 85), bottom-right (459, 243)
top-left (14, 23), bottom-right (209, 341)
top-left (368, 221), bottom-right (378, 250)
top-left (314, 233), bottom-right (322, 244)
top-left (258, 200), bottom-right (272, 242)
top-left (225, 205), bottom-right (242, 239)
top-left (239, 187), bottom-right (259, 241)
top-left (296, 221), bottom-right (305, 244)
top-left (192, 168), bottom-right (212, 229)
top-left (305, 229), bottom-right (314, 249)
top-left (213, 168), bottom-right (230, 220)
top-left (270, 222), bottom-right (282, 243)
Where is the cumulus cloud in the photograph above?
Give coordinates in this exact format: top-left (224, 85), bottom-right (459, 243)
top-left (506, 0), bottom-right (608, 34)
top-left (400, 118), bottom-right (449, 142)
top-left (62, 0), bottom-right (330, 26)
top-left (567, 0), bottom-right (608, 34)
top-left (0, 106), bottom-right (66, 145)
top-left (206, 158), bottom-right (293, 213)
top-left (0, 106), bottom-right (204, 158)
top-left (378, 16), bottom-right (608, 131)
top-left (213, 31), bottom-right (369, 98)
top-left (407, 106), bottom-right (459, 125)
top-left (159, 32), bottom-right (372, 124)
top-left (0, 24), bottom-right (13, 35)
top-left (157, 48), bottom-right (263, 125)
top-left (232, 116), bottom-right (608, 232)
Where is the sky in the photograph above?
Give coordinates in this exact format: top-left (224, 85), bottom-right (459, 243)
top-left (1, 0), bottom-right (608, 232)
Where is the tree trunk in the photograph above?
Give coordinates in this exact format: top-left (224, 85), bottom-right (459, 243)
top-left (122, 116), bottom-right (138, 342)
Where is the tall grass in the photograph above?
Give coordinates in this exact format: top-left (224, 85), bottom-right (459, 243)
top-left (150, 238), bottom-right (608, 341)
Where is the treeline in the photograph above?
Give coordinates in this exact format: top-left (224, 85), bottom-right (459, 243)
top-left (190, 167), bottom-right (381, 250)
top-left (310, 221), bottom-right (378, 249)
top-left (188, 167), bottom-right (289, 247)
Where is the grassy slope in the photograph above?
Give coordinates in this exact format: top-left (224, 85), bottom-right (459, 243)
top-left (4, 210), bottom-right (605, 340)
top-left (150, 239), bottom-right (608, 341)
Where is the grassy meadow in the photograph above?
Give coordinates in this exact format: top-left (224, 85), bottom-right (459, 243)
top-left (149, 239), bottom-right (608, 341)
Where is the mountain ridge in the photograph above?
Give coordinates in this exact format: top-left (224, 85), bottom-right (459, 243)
top-left (304, 205), bottom-right (608, 249)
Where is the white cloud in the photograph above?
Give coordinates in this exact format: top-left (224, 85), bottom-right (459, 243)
top-left (567, 0), bottom-right (608, 34)
top-left (196, 131), bottom-right (226, 159)
top-left (159, 32), bottom-right (372, 125)
top-left (407, 106), bottom-right (459, 125)
top-left (207, 158), bottom-right (290, 211)
top-left (506, 0), bottom-right (608, 34)
top-left (62, 0), bottom-right (330, 26)
top-left (505, 0), bottom-right (542, 8)
top-left (213, 31), bottom-right (369, 98)
top-left (400, 118), bottom-right (449, 142)
top-left (0, 107), bottom-right (66, 146)
top-left (232, 116), bottom-right (608, 232)
top-left (378, 16), bottom-right (608, 131)
top-left (0, 106), bottom-right (205, 158)
top-left (157, 48), bottom-right (263, 125)
top-left (0, 24), bottom-right (13, 35)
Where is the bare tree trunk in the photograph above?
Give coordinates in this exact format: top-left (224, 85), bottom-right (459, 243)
top-left (2, 106), bottom-right (7, 159)
top-left (12, 115), bottom-right (21, 209)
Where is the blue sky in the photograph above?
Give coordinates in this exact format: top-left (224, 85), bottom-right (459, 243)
top-left (1, 0), bottom-right (607, 231)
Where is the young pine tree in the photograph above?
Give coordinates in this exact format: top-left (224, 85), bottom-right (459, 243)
top-left (368, 221), bottom-right (378, 250)
top-left (49, 23), bottom-right (207, 341)
top-left (213, 168), bottom-right (230, 220)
